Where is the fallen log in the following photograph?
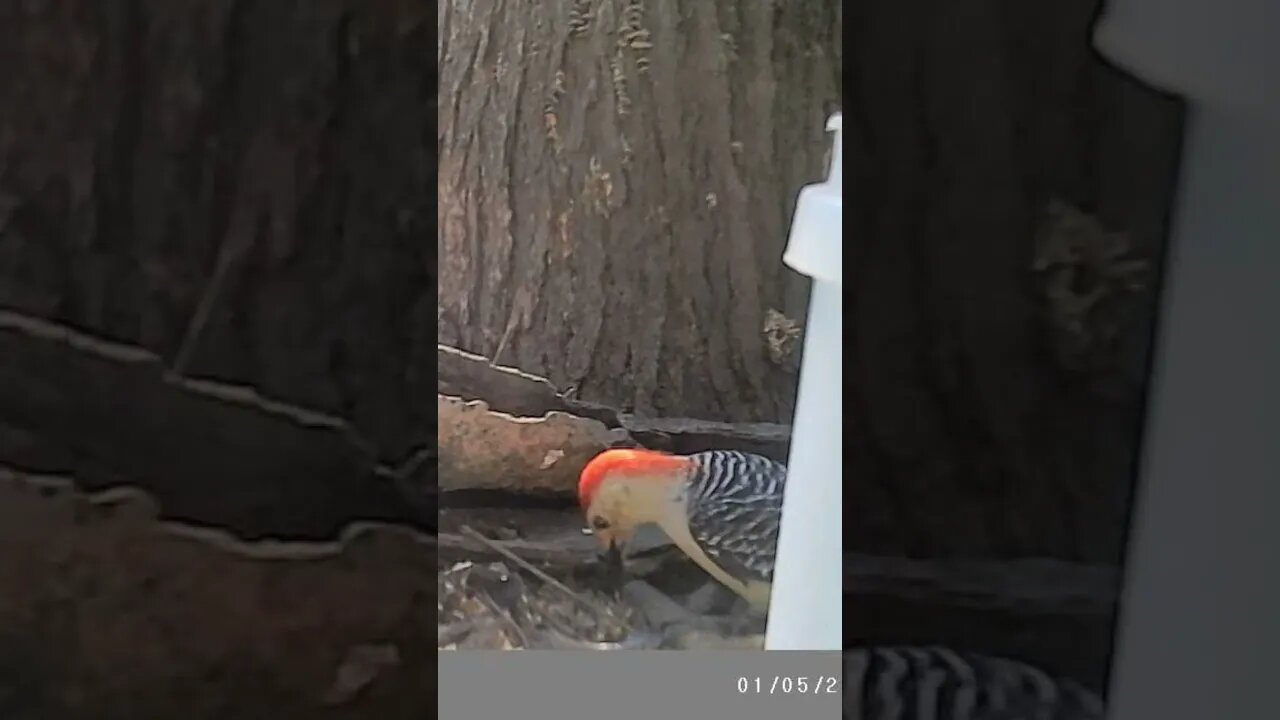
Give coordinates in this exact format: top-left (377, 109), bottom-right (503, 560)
top-left (437, 344), bottom-right (619, 424)
top-left (436, 394), bottom-right (627, 494)
top-left (0, 309), bottom-right (424, 539)
top-left (439, 343), bottom-right (792, 458)
top-left (436, 343), bottom-right (792, 495)
top-left (0, 468), bottom-right (435, 717)
top-left (615, 413), bottom-right (791, 458)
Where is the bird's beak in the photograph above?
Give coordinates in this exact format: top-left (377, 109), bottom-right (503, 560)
top-left (601, 539), bottom-right (623, 568)
top-left (600, 539), bottom-right (625, 587)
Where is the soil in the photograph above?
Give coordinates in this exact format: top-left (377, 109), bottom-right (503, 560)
top-left (434, 504), bottom-right (1115, 692)
top-left (437, 560), bottom-right (639, 650)
top-left (435, 505), bottom-right (746, 651)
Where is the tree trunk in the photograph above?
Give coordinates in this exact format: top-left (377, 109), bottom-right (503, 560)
top-left (440, 0), bottom-right (1186, 566)
top-left (0, 4), bottom-right (438, 715)
top-left (845, 0), bottom-right (1185, 561)
top-left (437, 0), bottom-right (844, 423)
top-left (0, 1), bottom-right (434, 469)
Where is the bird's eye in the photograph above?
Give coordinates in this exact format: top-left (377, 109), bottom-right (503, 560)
top-left (591, 516), bottom-right (611, 530)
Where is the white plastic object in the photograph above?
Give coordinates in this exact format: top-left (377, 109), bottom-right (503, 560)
top-left (765, 113), bottom-right (843, 651)
top-left (781, 114), bottom-right (843, 286)
top-left (1094, 2), bottom-right (1280, 718)
top-left (1094, 0), bottom-right (1280, 120)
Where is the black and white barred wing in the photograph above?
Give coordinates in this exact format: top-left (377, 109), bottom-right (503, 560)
top-left (683, 450), bottom-right (787, 584)
top-left (843, 646), bottom-right (1105, 720)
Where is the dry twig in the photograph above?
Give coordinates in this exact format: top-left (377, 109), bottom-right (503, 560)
top-left (458, 524), bottom-right (608, 617)
top-left (475, 591), bottom-right (531, 647)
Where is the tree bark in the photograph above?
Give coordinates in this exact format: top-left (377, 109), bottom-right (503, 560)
top-left (440, 0), bottom-right (1186, 566)
top-left (845, 0), bottom-right (1185, 561)
top-left (437, 0), bottom-right (843, 423)
top-left (0, 1), bottom-right (434, 467)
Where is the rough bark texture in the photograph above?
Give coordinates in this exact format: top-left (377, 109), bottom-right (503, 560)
top-left (436, 341), bottom-right (793, 495)
top-left (438, 0), bottom-right (1183, 571)
top-left (438, 0), bottom-right (843, 423)
top-left (0, 3), bottom-right (435, 715)
top-left (0, 0), bottom-right (434, 467)
top-left (844, 1), bottom-right (1185, 562)
top-left (0, 309), bottom-right (427, 539)
top-left (436, 393), bottom-right (624, 494)
top-left (437, 342), bottom-right (793, 484)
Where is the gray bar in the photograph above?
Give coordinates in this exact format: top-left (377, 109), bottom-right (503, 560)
top-left (439, 651), bottom-right (844, 719)
top-left (1099, 108), bottom-right (1280, 719)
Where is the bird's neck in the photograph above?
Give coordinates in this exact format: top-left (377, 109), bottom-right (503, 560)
top-left (613, 477), bottom-right (771, 612)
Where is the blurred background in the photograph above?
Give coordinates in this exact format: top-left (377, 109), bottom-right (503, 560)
top-left (1, 2), bottom-right (434, 718)
top-left (0, 0), bottom-right (1186, 716)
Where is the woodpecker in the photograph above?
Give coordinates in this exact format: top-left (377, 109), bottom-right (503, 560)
top-left (845, 646), bottom-right (1105, 720)
top-left (577, 448), bottom-right (785, 611)
top-left (578, 450), bottom-right (1104, 718)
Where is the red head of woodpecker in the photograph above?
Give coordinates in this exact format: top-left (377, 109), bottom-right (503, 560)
top-left (577, 447), bottom-right (787, 612)
top-left (578, 449), bottom-right (692, 558)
